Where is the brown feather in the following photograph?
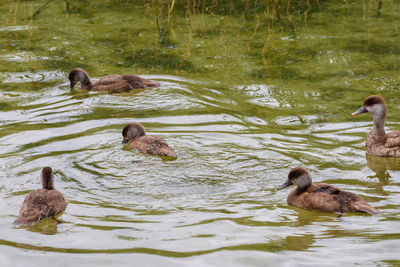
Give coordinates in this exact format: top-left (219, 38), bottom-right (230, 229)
top-left (279, 167), bottom-right (379, 215)
top-left (122, 122), bottom-right (177, 157)
top-left (353, 95), bottom-right (400, 157)
top-left (68, 68), bottom-right (159, 93)
top-left (14, 167), bottom-right (67, 225)
top-left (131, 135), bottom-right (177, 157)
top-left (287, 183), bottom-right (379, 214)
top-left (14, 189), bottom-right (67, 225)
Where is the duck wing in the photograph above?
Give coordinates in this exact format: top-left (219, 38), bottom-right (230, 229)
top-left (92, 80), bottom-right (133, 92)
top-left (385, 130), bottom-right (400, 148)
top-left (44, 189), bottom-right (68, 216)
top-left (311, 183), bottom-right (341, 194)
top-left (120, 75), bottom-right (160, 89)
top-left (97, 75), bottom-right (122, 83)
top-left (92, 75), bottom-right (132, 91)
top-left (93, 75), bottom-right (158, 92)
top-left (14, 189), bottom-right (50, 225)
top-left (132, 135), bottom-right (177, 157)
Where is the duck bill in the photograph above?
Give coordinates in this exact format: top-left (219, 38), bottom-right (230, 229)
top-left (351, 106), bottom-right (367, 116)
top-left (122, 138), bottom-right (129, 144)
top-left (70, 82), bottom-right (76, 89)
top-left (278, 179), bottom-right (292, 190)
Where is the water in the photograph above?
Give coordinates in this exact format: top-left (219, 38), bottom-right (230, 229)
top-left (1, 0), bottom-right (400, 266)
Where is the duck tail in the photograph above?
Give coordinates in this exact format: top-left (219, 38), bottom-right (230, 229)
top-left (146, 81), bottom-right (160, 87)
top-left (159, 147), bottom-right (177, 157)
top-left (356, 203), bottom-right (380, 215)
top-left (14, 216), bottom-right (38, 225)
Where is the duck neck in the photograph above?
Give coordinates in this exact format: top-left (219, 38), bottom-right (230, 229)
top-left (42, 175), bottom-right (54, 190)
top-left (294, 174), bottom-right (311, 194)
top-left (372, 109), bottom-right (386, 136)
top-left (79, 71), bottom-right (92, 90)
top-left (295, 184), bottom-right (310, 194)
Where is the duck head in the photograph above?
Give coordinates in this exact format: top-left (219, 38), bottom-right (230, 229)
top-left (278, 167), bottom-right (312, 191)
top-left (352, 95), bottom-right (386, 119)
top-left (68, 68), bottom-right (91, 89)
top-left (41, 166), bottom-right (55, 190)
top-left (122, 122), bottom-right (146, 144)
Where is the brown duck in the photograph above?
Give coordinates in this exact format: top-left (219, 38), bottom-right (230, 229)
top-left (14, 167), bottom-right (67, 225)
top-left (278, 167), bottom-right (379, 215)
top-left (352, 95), bottom-right (400, 157)
top-left (122, 122), bottom-right (177, 157)
top-left (68, 68), bottom-right (159, 93)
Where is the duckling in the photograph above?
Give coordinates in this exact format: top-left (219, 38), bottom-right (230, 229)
top-left (122, 122), bottom-right (177, 157)
top-left (68, 68), bottom-right (160, 93)
top-left (278, 167), bottom-right (379, 215)
top-left (14, 167), bottom-right (67, 225)
top-left (352, 95), bottom-right (400, 157)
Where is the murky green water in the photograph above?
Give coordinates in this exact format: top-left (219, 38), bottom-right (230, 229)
top-left (1, 0), bottom-right (400, 266)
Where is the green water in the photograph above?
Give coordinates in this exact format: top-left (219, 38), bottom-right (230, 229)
top-left (1, 0), bottom-right (400, 266)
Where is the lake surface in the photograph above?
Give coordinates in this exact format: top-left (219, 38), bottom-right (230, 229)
top-left (1, 1), bottom-right (400, 266)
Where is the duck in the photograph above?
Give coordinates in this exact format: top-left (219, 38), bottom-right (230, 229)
top-left (14, 167), bottom-right (67, 225)
top-left (352, 95), bottom-right (400, 157)
top-left (68, 68), bottom-right (160, 93)
top-left (122, 122), bottom-right (177, 157)
top-left (277, 167), bottom-right (379, 215)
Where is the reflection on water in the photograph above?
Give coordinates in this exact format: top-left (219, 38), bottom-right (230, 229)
top-left (367, 154), bottom-right (400, 180)
top-left (24, 218), bottom-right (60, 236)
top-left (1, 0), bottom-right (400, 266)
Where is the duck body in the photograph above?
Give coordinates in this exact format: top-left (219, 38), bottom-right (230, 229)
top-left (365, 128), bottom-right (400, 157)
top-left (122, 122), bottom-right (177, 157)
top-left (278, 167), bottom-right (379, 215)
top-left (286, 182), bottom-right (377, 214)
top-left (14, 167), bottom-right (67, 225)
top-left (69, 68), bottom-right (159, 93)
top-left (14, 188), bottom-right (67, 225)
top-left (352, 95), bottom-right (400, 157)
top-left (130, 135), bottom-right (177, 157)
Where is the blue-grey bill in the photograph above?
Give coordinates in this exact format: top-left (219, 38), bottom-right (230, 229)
top-left (278, 179), bottom-right (292, 190)
top-left (352, 106), bottom-right (367, 116)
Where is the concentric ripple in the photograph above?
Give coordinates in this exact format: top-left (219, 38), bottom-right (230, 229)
top-left (1, 0), bottom-right (400, 265)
